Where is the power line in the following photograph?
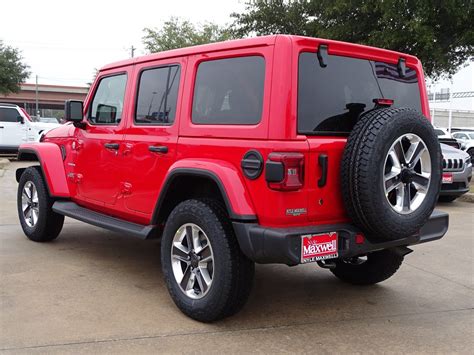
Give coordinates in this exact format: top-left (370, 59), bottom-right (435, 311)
top-left (2, 39), bottom-right (125, 51)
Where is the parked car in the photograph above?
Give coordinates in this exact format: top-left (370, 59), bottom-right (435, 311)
top-left (452, 131), bottom-right (474, 163)
top-left (15, 35), bottom-right (448, 322)
top-left (0, 103), bottom-right (60, 153)
top-left (434, 127), bottom-right (462, 149)
top-left (38, 117), bottom-right (61, 124)
top-left (439, 143), bottom-right (472, 202)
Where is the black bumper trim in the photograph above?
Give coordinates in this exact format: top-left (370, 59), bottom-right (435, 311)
top-left (439, 187), bottom-right (469, 196)
top-left (233, 210), bottom-right (449, 266)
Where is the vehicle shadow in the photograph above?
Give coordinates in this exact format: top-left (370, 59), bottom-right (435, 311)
top-left (42, 223), bottom-right (413, 330)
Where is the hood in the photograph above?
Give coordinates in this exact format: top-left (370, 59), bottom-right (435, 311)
top-left (440, 143), bottom-right (470, 160)
top-left (42, 122), bottom-right (75, 138)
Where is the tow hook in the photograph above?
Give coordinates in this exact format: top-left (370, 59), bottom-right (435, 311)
top-left (317, 260), bottom-right (336, 269)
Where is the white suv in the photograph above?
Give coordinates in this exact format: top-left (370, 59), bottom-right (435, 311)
top-left (0, 103), bottom-right (60, 153)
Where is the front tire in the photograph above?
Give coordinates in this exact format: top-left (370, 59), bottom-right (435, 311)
top-left (467, 148), bottom-right (474, 164)
top-left (17, 167), bottom-right (64, 242)
top-left (161, 199), bottom-right (254, 322)
top-left (330, 249), bottom-right (404, 285)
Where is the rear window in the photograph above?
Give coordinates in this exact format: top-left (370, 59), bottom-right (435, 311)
top-left (298, 53), bottom-right (422, 135)
top-left (192, 56), bottom-right (265, 125)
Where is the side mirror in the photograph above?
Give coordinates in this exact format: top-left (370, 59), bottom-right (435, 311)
top-left (17, 116), bottom-right (25, 124)
top-left (96, 104), bottom-right (117, 124)
top-left (65, 100), bottom-right (84, 122)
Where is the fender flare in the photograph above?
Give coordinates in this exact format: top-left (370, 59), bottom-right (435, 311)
top-left (16, 143), bottom-right (70, 198)
top-left (152, 159), bottom-right (257, 223)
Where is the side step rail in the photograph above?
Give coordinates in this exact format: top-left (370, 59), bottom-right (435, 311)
top-left (52, 201), bottom-right (157, 239)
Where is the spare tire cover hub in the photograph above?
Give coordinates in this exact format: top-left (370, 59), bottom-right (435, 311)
top-left (383, 133), bottom-right (431, 214)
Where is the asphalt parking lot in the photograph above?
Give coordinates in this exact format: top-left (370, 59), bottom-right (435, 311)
top-left (1, 161), bottom-right (473, 354)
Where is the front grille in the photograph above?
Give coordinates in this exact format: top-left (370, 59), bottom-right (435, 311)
top-left (443, 158), bottom-right (464, 172)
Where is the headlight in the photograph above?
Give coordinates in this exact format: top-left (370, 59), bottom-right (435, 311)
top-left (465, 157), bottom-right (472, 167)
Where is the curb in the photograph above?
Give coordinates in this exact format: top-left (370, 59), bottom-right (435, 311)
top-left (459, 192), bottom-right (474, 203)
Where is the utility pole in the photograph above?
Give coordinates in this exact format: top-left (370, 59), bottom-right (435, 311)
top-left (35, 75), bottom-right (39, 119)
top-left (130, 45), bottom-right (136, 58)
top-left (448, 87), bottom-right (453, 133)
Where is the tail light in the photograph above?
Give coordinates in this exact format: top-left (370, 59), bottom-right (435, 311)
top-left (373, 98), bottom-right (394, 107)
top-left (265, 152), bottom-right (304, 191)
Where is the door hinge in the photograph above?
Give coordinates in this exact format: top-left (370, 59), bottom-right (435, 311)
top-left (67, 173), bottom-right (83, 184)
top-left (72, 140), bottom-right (83, 151)
top-left (120, 182), bottom-right (132, 195)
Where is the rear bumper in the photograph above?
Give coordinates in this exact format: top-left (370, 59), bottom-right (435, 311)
top-left (233, 210), bottom-right (449, 266)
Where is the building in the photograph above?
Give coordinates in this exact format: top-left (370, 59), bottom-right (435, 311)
top-left (0, 83), bottom-right (88, 119)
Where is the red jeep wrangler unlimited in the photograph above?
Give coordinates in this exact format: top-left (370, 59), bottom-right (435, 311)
top-left (16, 35), bottom-right (448, 322)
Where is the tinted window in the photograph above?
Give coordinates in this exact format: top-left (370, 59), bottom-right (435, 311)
top-left (298, 53), bottom-right (422, 134)
top-left (192, 56), bottom-right (265, 125)
top-left (135, 65), bottom-right (180, 125)
top-left (89, 74), bottom-right (127, 125)
top-left (435, 129), bottom-right (446, 136)
top-left (0, 108), bottom-right (19, 122)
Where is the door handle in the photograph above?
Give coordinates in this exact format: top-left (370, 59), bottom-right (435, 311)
top-left (148, 145), bottom-right (168, 154)
top-left (104, 143), bottom-right (120, 150)
top-left (0, 126), bottom-right (4, 128)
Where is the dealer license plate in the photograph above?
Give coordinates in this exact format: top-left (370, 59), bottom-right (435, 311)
top-left (301, 232), bottom-right (338, 264)
top-left (442, 173), bottom-right (453, 184)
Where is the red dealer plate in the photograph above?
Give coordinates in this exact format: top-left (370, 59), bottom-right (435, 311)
top-left (442, 173), bottom-right (453, 184)
top-left (301, 232), bottom-right (338, 264)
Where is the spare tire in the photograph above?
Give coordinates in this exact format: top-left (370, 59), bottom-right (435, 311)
top-left (341, 108), bottom-right (442, 241)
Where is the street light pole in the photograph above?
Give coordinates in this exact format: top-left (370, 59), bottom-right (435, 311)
top-left (35, 75), bottom-right (39, 119)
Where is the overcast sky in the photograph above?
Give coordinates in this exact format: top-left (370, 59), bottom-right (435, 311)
top-left (1, 0), bottom-right (245, 86)
top-left (1, 0), bottom-right (472, 109)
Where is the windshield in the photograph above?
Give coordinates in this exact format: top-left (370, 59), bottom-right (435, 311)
top-left (298, 53), bottom-right (422, 135)
top-left (435, 129), bottom-right (446, 136)
top-left (469, 133), bottom-right (474, 139)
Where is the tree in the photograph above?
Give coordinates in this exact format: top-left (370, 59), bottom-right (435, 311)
top-left (0, 41), bottom-right (30, 94)
top-left (87, 68), bottom-right (99, 88)
top-left (143, 17), bottom-right (235, 53)
top-left (231, 0), bottom-right (474, 78)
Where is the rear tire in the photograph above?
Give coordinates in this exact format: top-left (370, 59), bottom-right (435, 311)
top-left (161, 199), bottom-right (254, 322)
top-left (17, 167), bottom-right (64, 242)
top-left (331, 249), bottom-right (404, 285)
